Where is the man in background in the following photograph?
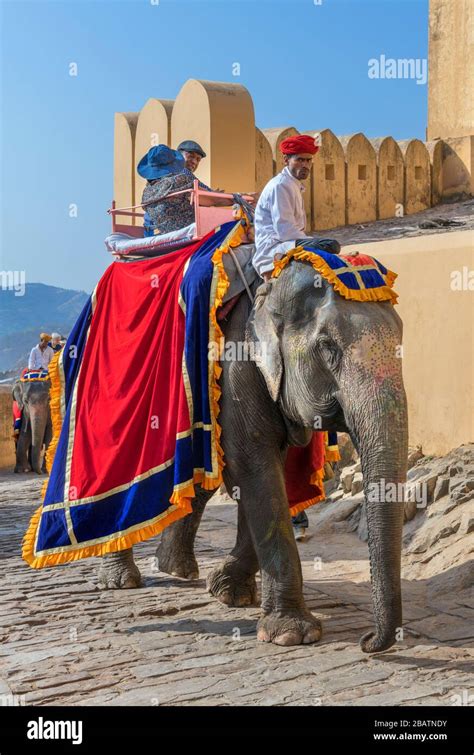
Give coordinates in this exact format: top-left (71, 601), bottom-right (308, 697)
top-left (49, 333), bottom-right (62, 352)
top-left (28, 333), bottom-right (54, 371)
top-left (177, 140), bottom-right (208, 176)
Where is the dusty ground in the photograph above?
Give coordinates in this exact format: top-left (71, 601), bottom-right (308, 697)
top-left (0, 457), bottom-right (472, 707)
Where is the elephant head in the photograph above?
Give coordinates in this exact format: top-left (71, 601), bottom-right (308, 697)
top-left (248, 262), bottom-right (408, 653)
top-left (13, 377), bottom-right (51, 474)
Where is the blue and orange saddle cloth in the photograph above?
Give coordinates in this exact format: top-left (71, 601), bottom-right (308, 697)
top-left (20, 368), bottom-right (50, 382)
top-left (23, 223), bottom-right (397, 568)
top-left (272, 245), bottom-right (398, 303)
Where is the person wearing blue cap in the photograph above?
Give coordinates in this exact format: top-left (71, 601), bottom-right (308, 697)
top-left (138, 144), bottom-right (256, 237)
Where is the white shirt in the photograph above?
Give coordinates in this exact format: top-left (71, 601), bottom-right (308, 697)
top-left (253, 166), bottom-right (311, 276)
top-left (28, 344), bottom-right (54, 371)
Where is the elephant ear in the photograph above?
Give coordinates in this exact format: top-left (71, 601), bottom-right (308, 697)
top-left (12, 381), bottom-right (23, 410)
top-left (247, 283), bottom-right (283, 402)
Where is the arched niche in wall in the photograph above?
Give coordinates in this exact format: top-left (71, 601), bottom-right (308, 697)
top-left (310, 129), bottom-right (346, 230)
top-left (339, 133), bottom-right (377, 225)
top-left (370, 136), bottom-right (404, 219)
top-left (398, 139), bottom-right (431, 215)
top-left (114, 112), bottom-right (139, 225)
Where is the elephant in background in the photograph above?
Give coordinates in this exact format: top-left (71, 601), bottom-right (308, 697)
top-left (98, 261), bottom-right (408, 653)
top-left (12, 377), bottom-right (52, 474)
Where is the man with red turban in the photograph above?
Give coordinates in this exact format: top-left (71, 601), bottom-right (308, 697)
top-left (252, 133), bottom-right (340, 541)
top-left (253, 133), bottom-right (340, 281)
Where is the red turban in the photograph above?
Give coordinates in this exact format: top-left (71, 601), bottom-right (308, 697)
top-left (279, 134), bottom-right (319, 156)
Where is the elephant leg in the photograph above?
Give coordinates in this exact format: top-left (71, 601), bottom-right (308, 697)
top-left (15, 419), bottom-right (31, 473)
top-left (97, 548), bottom-right (142, 590)
top-left (218, 360), bottom-right (322, 646)
top-left (155, 487), bottom-right (214, 580)
top-left (228, 454), bottom-right (321, 646)
top-left (207, 491), bottom-right (259, 607)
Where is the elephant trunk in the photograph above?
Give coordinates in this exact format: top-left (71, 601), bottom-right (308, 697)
top-left (342, 364), bottom-right (408, 653)
top-left (29, 405), bottom-right (48, 474)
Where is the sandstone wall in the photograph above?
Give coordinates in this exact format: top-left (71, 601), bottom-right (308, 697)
top-left (113, 112), bottom-right (139, 225)
top-left (134, 98), bottom-right (173, 212)
top-left (0, 387), bottom-right (15, 471)
top-left (343, 229), bottom-right (474, 455)
top-left (398, 139), bottom-right (432, 215)
top-left (428, 0), bottom-right (473, 140)
top-left (339, 133), bottom-right (377, 225)
top-left (115, 78), bottom-right (472, 233)
top-left (370, 137), bottom-right (404, 220)
top-left (171, 80), bottom-right (255, 193)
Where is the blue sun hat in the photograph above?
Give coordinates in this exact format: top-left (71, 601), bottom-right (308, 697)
top-left (137, 145), bottom-right (185, 180)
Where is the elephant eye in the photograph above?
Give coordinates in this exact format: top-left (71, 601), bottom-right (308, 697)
top-left (318, 338), bottom-right (341, 370)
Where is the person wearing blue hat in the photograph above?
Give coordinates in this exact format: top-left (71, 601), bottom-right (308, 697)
top-left (139, 144), bottom-right (255, 237)
top-left (137, 144), bottom-right (186, 181)
top-left (139, 144), bottom-right (213, 236)
top-left (137, 145), bottom-right (186, 236)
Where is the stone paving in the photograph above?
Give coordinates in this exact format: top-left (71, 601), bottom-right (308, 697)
top-left (0, 471), bottom-right (472, 707)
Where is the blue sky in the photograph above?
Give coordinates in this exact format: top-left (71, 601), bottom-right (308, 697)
top-left (1, 0), bottom-right (428, 293)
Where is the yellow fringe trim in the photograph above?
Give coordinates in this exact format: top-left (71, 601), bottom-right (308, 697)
top-left (324, 430), bottom-right (341, 463)
top-left (325, 448), bottom-right (341, 463)
top-left (23, 221), bottom-right (248, 568)
top-left (39, 350), bottom-right (63, 501)
top-left (22, 500), bottom-right (193, 569)
top-left (168, 220), bottom-right (249, 515)
top-left (272, 247), bottom-right (398, 304)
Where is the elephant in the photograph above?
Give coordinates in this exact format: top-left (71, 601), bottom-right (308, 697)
top-left (97, 259), bottom-right (408, 654)
top-left (13, 377), bottom-right (52, 474)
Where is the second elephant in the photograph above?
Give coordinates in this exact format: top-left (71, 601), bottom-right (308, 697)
top-left (13, 377), bottom-right (52, 474)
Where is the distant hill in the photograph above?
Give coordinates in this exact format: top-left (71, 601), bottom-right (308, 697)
top-left (0, 283), bottom-right (89, 373)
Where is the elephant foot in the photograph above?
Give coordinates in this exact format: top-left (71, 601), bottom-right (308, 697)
top-left (97, 550), bottom-right (142, 590)
top-left (207, 559), bottom-right (258, 607)
top-left (257, 609), bottom-right (322, 646)
top-left (155, 541), bottom-right (199, 580)
top-left (359, 630), bottom-right (396, 654)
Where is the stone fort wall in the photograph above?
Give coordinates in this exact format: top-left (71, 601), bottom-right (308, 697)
top-left (114, 78), bottom-right (473, 232)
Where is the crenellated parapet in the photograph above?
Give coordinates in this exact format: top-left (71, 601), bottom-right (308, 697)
top-left (114, 79), bottom-right (472, 231)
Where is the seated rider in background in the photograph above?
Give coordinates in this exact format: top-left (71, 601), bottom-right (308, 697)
top-left (177, 139), bottom-right (209, 181)
top-left (139, 144), bottom-right (256, 237)
top-left (48, 333), bottom-right (62, 353)
top-left (28, 333), bottom-right (54, 371)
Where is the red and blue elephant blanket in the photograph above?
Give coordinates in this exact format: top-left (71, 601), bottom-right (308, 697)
top-left (24, 221), bottom-right (348, 569)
